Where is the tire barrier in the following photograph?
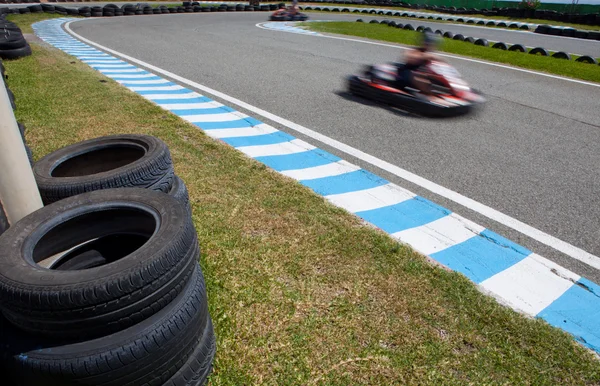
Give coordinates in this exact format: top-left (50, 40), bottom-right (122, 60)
top-left (0, 51), bottom-right (215, 384)
top-left (356, 18), bottom-right (600, 65)
top-left (0, 16), bottom-right (32, 60)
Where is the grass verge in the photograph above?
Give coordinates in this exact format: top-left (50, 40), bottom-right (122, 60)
top-left (4, 15), bottom-right (600, 385)
top-left (301, 21), bottom-right (600, 83)
top-left (6, 12), bottom-right (71, 34)
top-left (299, 3), bottom-right (600, 31)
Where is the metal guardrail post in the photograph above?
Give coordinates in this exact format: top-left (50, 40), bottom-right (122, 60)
top-left (0, 74), bottom-right (43, 226)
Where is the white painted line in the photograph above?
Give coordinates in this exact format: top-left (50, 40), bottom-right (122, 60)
top-left (255, 22), bottom-right (600, 88)
top-left (392, 214), bottom-right (485, 256)
top-left (281, 160), bottom-right (361, 181)
top-left (142, 92), bottom-right (201, 100)
top-left (73, 55), bottom-right (110, 58)
top-left (91, 64), bottom-right (138, 68)
top-left (98, 68), bottom-right (144, 73)
top-left (64, 20), bottom-right (600, 270)
top-left (180, 112), bottom-right (245, 123)
top-left (325, 183), bottom-right (415, 213)
top-left (127, 85), bottom-right (183, 91)
top-left (83, 60), bottom-right (125, 64)
top-left (158, 101), bottom-right (224, 110)
top-left (204, 123), bottom-right (279, 139)
top-left (480, 253), bottom-right (580, 316)
top-left (236, 139), bottom-right (316, 157)
top-left (107, 73), bottom-right (157, 79)
top-left (116, 79), bottom-right (171, 85)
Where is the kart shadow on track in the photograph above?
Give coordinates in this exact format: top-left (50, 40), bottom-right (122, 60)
top-left (335, 90), bottom-right (420, 119)
top-left (336, 90), bottom-right (477, 121)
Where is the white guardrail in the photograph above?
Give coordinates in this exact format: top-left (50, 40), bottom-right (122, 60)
top-left (0, 74), bottom-right (43, 225)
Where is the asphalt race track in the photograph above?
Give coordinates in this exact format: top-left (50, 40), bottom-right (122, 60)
top-left (66, 11), bottom-right (600, 282)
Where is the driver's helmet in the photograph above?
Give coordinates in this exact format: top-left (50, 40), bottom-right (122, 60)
top-left (420, 31), bottom-right (441, 52)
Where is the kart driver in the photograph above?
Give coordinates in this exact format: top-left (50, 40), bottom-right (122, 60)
top-left (290, 0), bottom-right (299, 15)
top-left (396, 32), bottom-right (442, 97)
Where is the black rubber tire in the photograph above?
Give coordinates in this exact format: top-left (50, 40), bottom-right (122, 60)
top-left (443, 31), bottom-right (453, 38)
top-left (163, 320), bottom-right (216, 386)
top-left (169, 175), bottom-right (192, 215)
top-left (529, 47), bottom-right (549, 56)
top-left (434, 29), bottom-right (444, 35)
top-left (453, 34), bottom-right (465, 41)
top-left (0, 36), bottom-right (27, 50)
top-left (0, 188), bottom-right (199, 340)
top-left (492, 42), bottom-right (508, 50)
top-left (575, 55), bottom-right (598, 64)
top-left (0, 44), bottom-right (31, 60)
top-left (403, 24), bottom-right (415, 30)
top-left (0, 263), bottom-right (213, 386)
top-left (6, 87), bottom-right (15, 110)
top-left (464, 36), bottom-right (475, 43)
top-left (369, 19), bottom-right (379, 24)
top-left (551, 51), bottom-right (571, 60)
top-left (0, 201), bottom-right (8, 238)
top-left (356, 18), bottom-right (363, 22)
top-left (33, 134), bottom-right (175, 205)
top-left (508, 44), bottom-right (526, 52)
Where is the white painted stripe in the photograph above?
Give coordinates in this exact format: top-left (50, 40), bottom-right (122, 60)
top-left (116, 79), bottom-right (170, 85)
top-left (236, 139), bottom-right (316, 157)
top-left (158, 101), bottom-right (224, 110)
top-left (142, 92), bottom-right (201, 100)
top-left (392, 214), bottom-right (485, 256)
top-left (325, 183), bottom-right (415, 213)
top-left (76, 56), bottom-right (111, 59)
top-left (204, 123), bottom-right (279, 139)
top-left (180, 112), bottom-right (245, 123)
top-left (98, 68), bottom-right (144, 73)
top-left (480, 253), bottom-right (579, 316)
top-left (91, 64), bottom-right (137, 68)
top-left (127, 85), bottom-right (183, 91)
top-left (255, 22), bottom-right (600, 88)
top-left (106, 73), bottom-right (157, 79)
top-left (83, 60), bottom-right (124, 64)
top-left (65, 21), bottom-right (600, 270)
top-left (281, 160), bottom-right (361, 181)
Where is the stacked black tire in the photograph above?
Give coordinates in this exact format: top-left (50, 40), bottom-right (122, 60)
top-left (0, 134), bottom-right (215, 385)
top-left (0, 13), bottom-right (31, 60)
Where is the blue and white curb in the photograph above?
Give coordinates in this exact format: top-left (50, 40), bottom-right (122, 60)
top-left (33, 18), bottom-right (600, 354)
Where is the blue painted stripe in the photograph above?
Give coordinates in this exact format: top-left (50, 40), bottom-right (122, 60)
top-left (254, 148), bottom-right (342, 172)
top-left (355, 197), bottom-right (450, 233)
top-left (167, 106), bottom-right (235, 115)
top-left (193, 117), bottom-right (262, 130)
top-left (221, 131), bottom-right (296, 148)
top-left (537, 278), bottom-right (600, 352)
top-left (429, 229), bottom-right (530, 284)
top-left (300, 169), bottom-right (388, 196)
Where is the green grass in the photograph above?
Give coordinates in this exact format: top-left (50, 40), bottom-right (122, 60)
top-left (301, 22), bottom-right (600, 83)
top-left (4, 14), bottom-right (600, 385)
top-left (299, 2), bottom-right (600, 31)
top-left (6, 12), bottom-right (71, 34)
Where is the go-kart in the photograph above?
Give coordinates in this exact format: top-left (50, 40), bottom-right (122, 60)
top-left (269, 8), bottom-right (309, 21)
top-left (346, 60), bottom-right (486, 117)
